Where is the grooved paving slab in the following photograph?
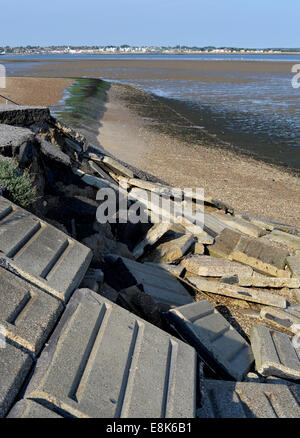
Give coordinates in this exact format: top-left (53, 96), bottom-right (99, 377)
top-left (8, 400), bottom-right (63, 418)
top-left (23, 289), bottom-right (197, 418)
top-left (0, 196), bottom-right (92, 302)
top-left (109, 255), bottom-right (194, 307)
top-left (0, 267), bottom-right (63, 354)
top-left (0, 343), bottom-right (33, 418)
top-left (198, 379), bottom-right (300, 418)
top-left (250, 324), bottom-right (300, 380)
top-left (166, 300), bottom-right (253, 381)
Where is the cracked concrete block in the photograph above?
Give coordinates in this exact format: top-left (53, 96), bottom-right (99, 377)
top-left (0, 105), bottom-right (51, 126)
top-left (0, 343), bottom-right (33, 417)
top-left (0, 196), bottom-right (92, 302)
top-left (198, 379), bottom-right (300, 418)
top-left (133, 222), bottom-right (172, 259)
top-left (143, 234), bottom-right (195, 264)
top-left (211, 212), bottom-right (264, 237)
top-left (166, 300), bottom-right (253, 381)
top-left (23, 289), bottom-right (197, 418)
top-left (250, 324), bottom-right (300, 380)
top-left (0, 124), bottom-right (34, 151)
top-left (181, 255), bottom-right (253, 277)
top-left (287, 256), bottom-right (300, 278)
top-left (0, 267), bottom-right (63, 355)
top-left (109, 255), bottom-right (194, 307)
top-left (260, 305), bottom-right (300, 334)
top-left (186, 277), bottom-right (286, 308)
top-left (208, 228), bottom-right (241, 259)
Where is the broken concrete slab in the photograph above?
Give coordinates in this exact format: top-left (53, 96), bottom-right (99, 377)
top-left (198, 379), bottom-right (300, 418)
top-left (0, 124), bottom-right (34, 153)
top-left (0, 267), bottom-right (63, 355)
top-left (211, 212), bottom-right (264, 237)
top-left (181, 255), bottom-right (253, 278)
top-left (295, 289), bottom-right (300, 304)
top-left (88, 152), bottom-right (134, 179)
top-left (234, 275), bottom-right (300, 289)
top-left (185, 277), bottom-right (286, 308)
top-left (0, 196), bottom-right (93, 302)
top-left (208, 228), bottom-right (241, 259)
top-left (0, 105), bottom-right (51, 126)
top-left (107, 255), bottom-right (194, 307)
top-left (260, 305), bottom-right (300, 334)
top-left (262, 230), bottom-right (300, 252)
top-left (230, 235), bottom-right (290, 277)
top-left (193, 242), bottom-right (205, 255)
top-left (175, 217), bottom-right (214, 244)
top-left (133, 222), bottom-right (172, 259)
top-left (166, 300), bottom-right (253, 381)
top-left (7, 399), bottom-right (63, 418)
top-left (286, 256), bottom-right (300, 278)
top-left (234, 212), bottom-right (300, 235)
top-left (36, 137), bottom-right (71, 167)
top-left (0, 343), bottom-right (33, 418)
top-left (143, 234), bottom-right (195, 264)
top-left (250, 324), bottom-right (300, 380)
top-left (144, 262), bottom-right (185, 277)
top-left (23, 288), bottom-right (197, 418)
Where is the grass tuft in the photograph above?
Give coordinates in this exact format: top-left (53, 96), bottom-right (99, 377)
top-left (0, 160), bottom-right (37, 207)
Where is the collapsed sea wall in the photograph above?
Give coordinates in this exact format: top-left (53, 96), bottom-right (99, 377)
top-left (0, 104), bottom-right (300, 418)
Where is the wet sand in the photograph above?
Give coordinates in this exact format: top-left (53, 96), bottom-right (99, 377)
top-left (0, 77), bottom-right (74, 106)
top-left (98, 83), bottom-right (300, 226)
top-left (7, 59), bottom-right (295, 81)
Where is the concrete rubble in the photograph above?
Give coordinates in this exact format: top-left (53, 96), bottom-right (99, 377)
top-left (0, 105), bottom-right (300, 418)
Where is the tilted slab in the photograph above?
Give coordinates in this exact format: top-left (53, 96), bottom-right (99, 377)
top-left (185, 277), bottom-right (286, 308)
top-left (0, 105), bottom-right (51, 126)
top-left (109, 255), bottom-right (194, 307)
top-left (133, 222), bottom-right (172, 259)
top-left (8, 400), bottom-right (63, 418)
top-left (263, 230), bottom-right (300, 252)
top-left (260, 304), bottom-right (300, 334)
top-left (0, 267), bottom-right (63, 355)
top-left (235, 275), bottom-right (300, 289)
top-left (0, 196), bottom-right (92, 302)
top-left (230, 235), bottom-right (290, 277)
top-left (208, 228), bottom-right (241, 259)
top-left (166, 300), bottom-right (253, 381)
top-left (23, 289), bottom-right (197, 418)
top-left (0, 124), bottom-right (34, 150)
top-left (143, 234), bottom-right (195, 264)
top-left (0, 343), bottom-right (33, 418)
top-left (198, 379), bottom-right (300, 418)
top-left (210, 212), bottom-right (264, 237)
top-left (250, 324), bottom-right (300, 380)
top-left (181, 255), bottom-right (253, 277)
top-left (287, 256), bottom-right (300, 278)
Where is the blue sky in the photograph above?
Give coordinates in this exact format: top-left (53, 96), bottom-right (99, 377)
top-left (1, 0), bottom-right (299, 47)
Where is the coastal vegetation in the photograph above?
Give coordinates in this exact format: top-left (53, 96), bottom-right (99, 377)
top-left (0, 160), bottom-right (36, 207)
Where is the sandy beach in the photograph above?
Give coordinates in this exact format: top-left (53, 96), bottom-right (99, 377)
top-left (98, 83), bottom-right (300, 226)
top-left (0, 77), bottom-right (73, 106)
